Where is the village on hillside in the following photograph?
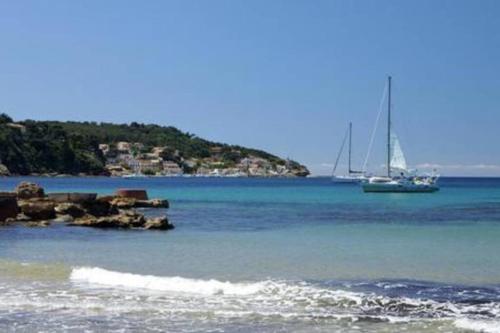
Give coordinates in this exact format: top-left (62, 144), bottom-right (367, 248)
top-left (98, 142), bottom-right (309, 177)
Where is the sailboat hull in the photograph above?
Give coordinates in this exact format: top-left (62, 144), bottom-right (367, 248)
top-left (362, 182), bottom-right (439, 193)
top-left (332, 175), bottom-right (367, 183)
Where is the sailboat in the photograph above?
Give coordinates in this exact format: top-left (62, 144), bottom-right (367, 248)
top-left (362, 76), bottom-right (439, 193)
top-left (332, 122), bottom-right (367, 183)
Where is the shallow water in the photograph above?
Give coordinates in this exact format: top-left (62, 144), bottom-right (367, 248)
top-left (1, 177), bottom-right (500, 332)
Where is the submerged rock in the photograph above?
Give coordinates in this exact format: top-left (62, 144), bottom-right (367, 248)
top-left (15, 182), bottom-right (45, 199)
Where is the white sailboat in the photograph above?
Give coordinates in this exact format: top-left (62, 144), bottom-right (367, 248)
top-left (332, 122), bottom-right (367, 183)
top-left (362, 76), bottom-right (439, 193)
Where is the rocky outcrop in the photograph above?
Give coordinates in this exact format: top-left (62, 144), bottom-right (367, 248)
top-left (0, 193), bottom-right (18, 222)
top-left (15, 182), bottom-right (45, 199)
top-left (1, 183), bottom-right (173, 231)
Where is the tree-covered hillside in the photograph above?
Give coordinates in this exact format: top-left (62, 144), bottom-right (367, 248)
top-left (0, 114), bottom-right (309, 176)
top-left (0, 114), bottom-right (105, 175)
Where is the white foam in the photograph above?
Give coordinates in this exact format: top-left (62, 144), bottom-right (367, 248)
top-left (68, 267), bottom-right (500, 329)
top-left (454, 318), bottom-right (500, 333)
top-left (70, 267), bottom-right (266, 295)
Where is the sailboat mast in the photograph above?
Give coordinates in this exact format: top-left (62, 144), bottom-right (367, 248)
top-left (348, 122), bottom-right (352, 174)
top-left (387, 76), bottom-right (392, 178)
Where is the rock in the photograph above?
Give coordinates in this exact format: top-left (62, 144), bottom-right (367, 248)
top-left (116, 189), bottom-right (148, 200)
top-left (26, 220), bottom-right (50, 227)
top-left (15, 182), bottom-right (45, 199)
top-left (144, 216), bottom-right (174, 230)
top-left (15, 213), bottom-right (31, 222)
top-left (116, 210), bottom-right (146, 228)
top-left (52, 214), bottom-right (74, 223)
top-left (110, 197), bottom-right (137, 209)
top-left (68, 214), bottom-right (97, 227)
top-left (69, 211), bottom-right (145, 229)
top-left (0, 194), bottom-right (18, 221)
top-left (54, 203), bottom-right (85, 218)
top-left (81, 200), bottom-right (117, 217)
top-left (18, 199), bottom-right (56, 220)
top-left (135, 199), bottom-right (169, 209)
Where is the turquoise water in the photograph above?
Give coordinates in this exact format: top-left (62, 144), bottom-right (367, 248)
top-left (1, 177), bottom-right (500, 332)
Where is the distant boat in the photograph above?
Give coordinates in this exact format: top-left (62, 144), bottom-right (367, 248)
top-left (362, 76), bottom-right (439, 193)
top-left (332, 122), bottom-right (367, 183)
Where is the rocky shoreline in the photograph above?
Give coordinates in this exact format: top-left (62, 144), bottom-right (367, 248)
top-left (0, 182), bottom-right (173, 230)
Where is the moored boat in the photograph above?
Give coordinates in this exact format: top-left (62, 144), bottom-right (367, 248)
top-left (363, 176), bottom-right (439, 193)
top-left (332, 122), bottom-right (367, 183)
top-left (362, 76), bottom-right (439, 193)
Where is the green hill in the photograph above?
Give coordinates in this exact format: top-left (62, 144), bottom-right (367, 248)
top-left (0, 113), bottom-right (309, 177)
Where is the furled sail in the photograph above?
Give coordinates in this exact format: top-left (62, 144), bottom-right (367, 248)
top-left (390, 131), bottom-right (407, 172)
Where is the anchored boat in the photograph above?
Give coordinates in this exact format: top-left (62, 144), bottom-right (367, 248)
top-left (362, 76), bottom-right (439, 193)
top-left (332, 122), bottom-right (367, 183)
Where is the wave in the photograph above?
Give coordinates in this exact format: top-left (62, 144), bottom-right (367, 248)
top-left (69, 267), bottom-right (500, 323)
top-left (70, 267), bottom-right (266, 295)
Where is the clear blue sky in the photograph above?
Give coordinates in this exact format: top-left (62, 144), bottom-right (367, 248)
top-left (1, 0), bottom-right (499, 176)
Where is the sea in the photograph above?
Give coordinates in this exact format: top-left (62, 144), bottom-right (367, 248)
top-left (1, 176), bottom-right (500, 332)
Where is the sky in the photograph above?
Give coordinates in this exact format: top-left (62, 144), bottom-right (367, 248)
top-left (1, 0), bottom-right (499, 176)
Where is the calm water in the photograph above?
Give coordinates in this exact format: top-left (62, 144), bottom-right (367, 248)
top-left (1, 177), bottom-right (500, 332)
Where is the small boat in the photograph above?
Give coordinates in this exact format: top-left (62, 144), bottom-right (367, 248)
top-left (332, 122), bottom-right (367, 183)
top-left (362, 76), bottom-right (439, 193)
